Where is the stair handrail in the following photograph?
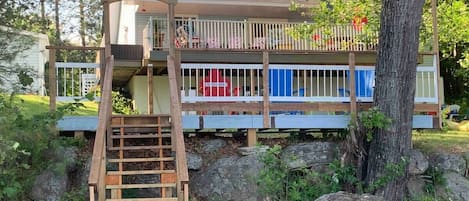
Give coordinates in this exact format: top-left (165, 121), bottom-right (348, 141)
top-left (88, 55), bottom-right (114, 201)
top-left (167, 55), bottom-right (190, 201)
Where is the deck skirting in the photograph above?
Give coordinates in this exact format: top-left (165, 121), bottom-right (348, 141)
top-left (58, 114), bottom-right (435, 132)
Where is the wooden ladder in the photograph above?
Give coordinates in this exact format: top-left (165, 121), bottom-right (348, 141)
top-left (105, 115), bottom-right (179, 201)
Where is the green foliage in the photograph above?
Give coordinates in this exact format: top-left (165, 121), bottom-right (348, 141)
top-left (258, 145), bottom-right (410, 199)
top-left (365, 157), bottom-right (407, 193)
top-left (409, 195), bottom-right (441, 201)
top-left (348, 107), bottom-right (392, 142)
top-left (0, 93), bottom-right (85, 200)
top-left (422, 167), bottom-right (446, 196)
top-left (0, 0), bottom-right (47, 32)
top-left (289, 0), bottom-right (381, 49)
top-left (357, 107), bottom-right (392, 142)
top-left (60, 187), bottom-right (87, 201)
top-left (112, 91), bottom-right (137, 115)
top-left (257, 145), bottom-right (358, 201)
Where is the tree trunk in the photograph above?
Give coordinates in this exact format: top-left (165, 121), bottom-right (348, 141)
top-left (79, 0), bottom-right (86, 47)
top-left (366, 0), bottom-right (425, 201)
top-left (54, 0), bottom-right (61, 45)
top-left (40, 0), bottom-right (45, 20)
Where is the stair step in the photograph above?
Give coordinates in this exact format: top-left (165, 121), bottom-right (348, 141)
top-left (111, 124), bottom-right (171, 128)
top-left (107, 170), bottom-right (175, 175)
top-left (108, 145), bottom-right (172, 151)
top-left (108, 157), bottom-right (175, 163)
top-left (111, 134), bottom-right (171, 139)
top-left (106, 183), bottom-right (176, 189)
top-left (106, 198), bottom-right (178, 201)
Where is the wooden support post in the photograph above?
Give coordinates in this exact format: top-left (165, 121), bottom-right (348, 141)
top-left (49, 49), bottom-right (57, 111)
top-left (262, 51), bottom-right (270, 128)
top-left (99, 141), bottom-right (106, 201)
top-left (103, 1), bottom-right (111, 59)
top-left (99, 49), bottom-right (105, 93)
top-left (147, 64), bottom-right (154, 114)
top-left (168, 2), bottom-right (176, 58)
top-left (247, 129), bottom-right (257, 147)
top-left (175, 50), bottom-right (182, 102)
top-left (168, 56), bottom-right (178, 152)
top-left (431, 0), bottom-right (442, 129)
top-left (184, 183), bottom-right (189, 201)
top-left (74, 131), bottom-right (85, 139)
top-left (349, 53), bottom-right (357, 118)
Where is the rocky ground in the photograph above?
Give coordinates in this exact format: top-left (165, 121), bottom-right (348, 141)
top-left (31, 134), bottom-right (469, 201)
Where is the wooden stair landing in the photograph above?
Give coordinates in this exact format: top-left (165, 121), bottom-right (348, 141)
top-left (106, 115), bottom-right (179, 201)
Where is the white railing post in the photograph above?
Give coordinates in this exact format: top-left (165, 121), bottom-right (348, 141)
top-left (149, 17), bottom-right (154, 51)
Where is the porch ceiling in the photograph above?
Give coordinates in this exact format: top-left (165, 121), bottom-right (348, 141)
top-left (124, 0), bottom-right (315, 19)
top-left (113, 60), bottom-right (143, 87)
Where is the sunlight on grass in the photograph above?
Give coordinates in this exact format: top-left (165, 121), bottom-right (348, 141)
top-left (15, 95), bottom-right (99, 117)
top-left (413, 130), bottom-right (469, 153)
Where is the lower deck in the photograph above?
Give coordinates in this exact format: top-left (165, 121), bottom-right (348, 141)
top-left (58, 114), bottom-right (436, 133)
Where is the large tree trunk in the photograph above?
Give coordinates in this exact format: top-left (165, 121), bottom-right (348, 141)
top-left (54, 0), bottom-right (61, 45)
top-left (365, 0), bottom-right (425, 201)
top-left (79, 0), bottom-right (86, 47)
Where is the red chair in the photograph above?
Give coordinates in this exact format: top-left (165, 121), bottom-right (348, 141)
top-left (198, 69), bottom-right (231, 97)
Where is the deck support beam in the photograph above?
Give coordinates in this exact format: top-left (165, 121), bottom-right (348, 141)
top-left (147, 64), bottom-right (154, 114)
top-left (431, 0), bottom-right (442, 129)
top-left (48, 49), bottom-right (57, 111)
top-left (263, 51), bottom-right (270, 128)
top-left (247, 129), bottom-right (257, 147)
top-left (349, 53), bottom-right (357, 119)
top-left (74, 131), bottom-right (85, 139)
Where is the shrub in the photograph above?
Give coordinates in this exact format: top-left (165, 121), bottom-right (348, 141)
top-left (0, 94), bottom-right (84, 200)
top-left (112, 91), bottom-right (137, 114)
top-left (257, 145), bottom-right (358, 201)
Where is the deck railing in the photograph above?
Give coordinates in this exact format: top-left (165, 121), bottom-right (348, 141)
top-left (150, 18), bottom-right (378, 51)
top-left (180, 63), bottom-right (438, 106)
top-left (167, 56), bottom-right (190, 201)
top-left (55, 62), bottom-right (100, 101)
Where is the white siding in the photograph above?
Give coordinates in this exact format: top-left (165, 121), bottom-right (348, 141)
top-left (0, 30), bottom-right (49, 95)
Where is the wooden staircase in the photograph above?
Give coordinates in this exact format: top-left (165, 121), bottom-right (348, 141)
top-left (104, 115), bottom-right (181, 201)
top-left (89, 54), bottom-right (187, 201)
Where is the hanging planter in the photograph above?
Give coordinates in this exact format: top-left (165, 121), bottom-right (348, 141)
top-left (352, 16), bottom-right (368, 31)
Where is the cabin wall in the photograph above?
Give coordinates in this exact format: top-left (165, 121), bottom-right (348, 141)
top-left (128, 75), bottom-right (171, 114)
top-left (0, 33), bottom-right (49, 95)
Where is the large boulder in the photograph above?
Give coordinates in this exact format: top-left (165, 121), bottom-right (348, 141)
top-left (430, 153), bottom-right (466, 175)
top-left (438, 172), bottom-right (469, 201)
top-left (201, 139), bottom-right (227, 153)
top-left (408, 149), bottom-right (429, 175)
top-left (281, 142), bottom-right (337, 170)
top-left (406, 176), bottom-right (427, 200)
top-left (31, 170), bottom-right (68, 201)
top-left (314, 191), bottom-right (385, 201)
top-left (187, 152), bottom-right (203, 170)
top-left (191, 154), bottom-right (263, 201)
top-left (31, 146), bottom-right (80, 201)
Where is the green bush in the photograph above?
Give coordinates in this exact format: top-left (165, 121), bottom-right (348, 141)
top-left (0, 94), bottom-right (83, 200)
top-left (112, 91), bottom-right (137, 114)
top-left (257, 145), bottom-right (359, 201)
top-left (257, 145), bottom-right (410, 200)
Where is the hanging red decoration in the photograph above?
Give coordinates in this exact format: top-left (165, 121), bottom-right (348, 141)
top-left (312, 34), bottom-right (321, 41)
top-left (352, 16), bottom-right (368, 31)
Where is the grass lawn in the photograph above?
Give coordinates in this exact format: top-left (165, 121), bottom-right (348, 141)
top-left (15, 95), bottom-right (99, 117)
top-left (413, 130), bottom-right (469, 153)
